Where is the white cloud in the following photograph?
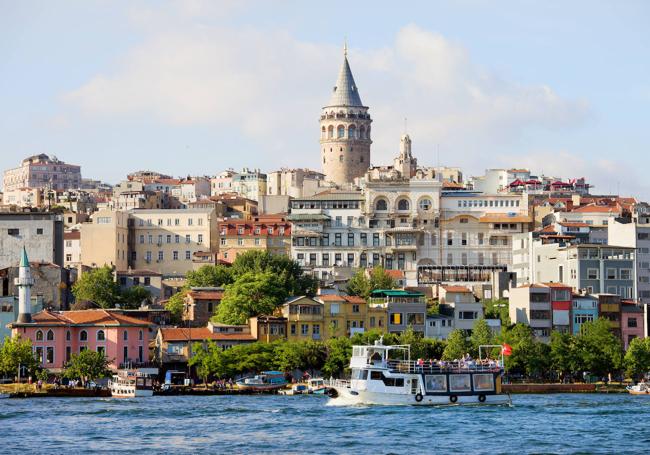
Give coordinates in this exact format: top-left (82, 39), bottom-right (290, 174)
top-left (65, 16), bottom-right (590, 173)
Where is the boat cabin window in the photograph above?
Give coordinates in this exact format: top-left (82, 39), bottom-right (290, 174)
top-left (382, 376), bottom-right (405, 387)
top-left (472, 374), bottom-right (494, 392)
top-left (449, 374), bottom-right (472, 392)
top-left (425, 375), bottom-right (447, 392)
top-left (351, 368), bottom-right (368, 380)
top-left (370, 371), bottom-right (383, 380)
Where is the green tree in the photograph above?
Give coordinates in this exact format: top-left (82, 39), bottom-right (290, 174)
top-left (442, 329), bottom-right (470, 360)
top-left (230, 250), bottom-right (316, 297)
top-left (72, 266), bottom-right (121, 308)
top-left (624, 337), bottom-right (650, 380)
top-left (0, 336), bottom-right (39, 377)
top-left (190, 341), bottom-right (220, 385)
top-left (120, 286), bottom-right (151, 309)
top-left (64, 350), bottom-right (111, 385)
top-left (483, 299), bottom-right (511, 326)
top-left (214, 271), bottom-right (287, 325)
top-left (497, 324), bottom-right (537, 376)
top-left (550, 331), bottom-right (577, 380)
top-left (274, 341), bottom-right (305, 373)
top-left (186, 265), bottom-right (233, 288)
top-left (322, 337), bottom-right (352, 377)
top-left (574, 318), bottom-right (623, 378)
top-left (346, 267), bottom-right (396, 299)
top-left (165, 289), bottom-right (188, 324)
top-left (469, 319), bottom-right (494, 358)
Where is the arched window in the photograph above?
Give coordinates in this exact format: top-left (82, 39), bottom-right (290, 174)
top-left (397, 198), bottom-right (410, 211)
top-left (123, 330), bottom-right (128, 341)
top-left (97, 330), bottom-right (105, 341)
top-left (35, 330), bottom-right (43, 341)
top-left (360, 126), bottom-right (366, 139)
top-left (327, 125), bottom-right (334, 139)
top-left (321, 126), bottom-right (326, 139)
top-left (337, 125), bottom-right (345, 139)
top-left (375, 199), bottom-right (388, 211)
top-left (139, 330), bottom-right (143, 341)
top-left (419, 198), bottom-right (432, 211)
top-left (46, 330), bottom-right (54, 341)
top-left (348, 125), bottom-right (357, 139)
top-left (66, 330), bottom-right (71, 342)
top-left (80, 330), bottom-right (88, 342)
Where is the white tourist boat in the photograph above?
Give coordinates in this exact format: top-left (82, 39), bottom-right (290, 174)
top-left (109, 370), bottom-right (154, 398)
top-left (326, 339), bottom-right (511, 406)
top-left (626, 381), bottom-right (650, 395)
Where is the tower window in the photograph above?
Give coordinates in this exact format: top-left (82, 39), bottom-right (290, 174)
top-left (337, 125), bottom-right (345, 138)
top-left (339, 155), bottom-right (343, 162)
top-left (360, 156), bottom-right (364, 163)
top-left (323, 157), bottom-right (326, 164)
top-left (348, 125), bottom-right (357, 139)
top-left (328, 125), bottom-right (334, 139)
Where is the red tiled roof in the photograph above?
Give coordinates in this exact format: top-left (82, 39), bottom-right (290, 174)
top-left (558, 222), bottom-right (589, 227)
top-left (542, 282), bottom-right (571, 288)
top-left (64, 231), bottom-right (80, 240)
top-left (188, 291), bottom-right (224, 300)
top-left (26, 309), bottom-right (150, 327)
top-left (571, 203), bottom-right (621, 213)
top-left (538, 225), bottom-right (557, 233)
top-left (442, 285), bottom-right (472, 293)
top-left (159, 327), bottom-right (256, 342)
top-left (384, 270), bottom-right (405, 280)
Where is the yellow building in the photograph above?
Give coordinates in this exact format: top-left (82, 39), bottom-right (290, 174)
top-left (316, 295), bottom-right (388, 338)
top-left (277, 296), bottom-right (324, 341)
top-left (80, 209), bottom-right (130, 270)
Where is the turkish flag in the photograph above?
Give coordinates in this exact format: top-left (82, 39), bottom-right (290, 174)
top-left (502, 344), bottom-right (513, 356)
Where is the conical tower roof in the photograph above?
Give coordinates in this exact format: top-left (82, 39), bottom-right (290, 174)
top-left (20, 246), bottom-right (29, 267)
top-left (327, 47), bottom-right (364, 107)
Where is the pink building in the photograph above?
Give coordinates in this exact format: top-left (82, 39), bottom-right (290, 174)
top-left (9, 309), bottom-right (151, 372)
top-left (621, 301), bottom-right (645, 350)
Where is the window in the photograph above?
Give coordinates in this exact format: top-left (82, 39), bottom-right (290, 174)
top-left (97, 346), bottom-right (105, 356)
top-left (313, 324), bottom-right (320, 335)
top-left (173, 250), bottom-right (179, 260)
top-left (185, 235), bottom-right (191, 243)
top-left (301, 324), bottom-right (309, 336)
top-left (36, 228), bottom-right (44, 235)
top-left (620, 269), bottom-right (632, 280)
top-left (46, 346), bottom-right (54, 364)
top-left (46, 330), bottom-right (54, 341)
top-left (370, 371), bottom-right (383, 380)
top-left (606, 268), bottom-right (617, 280)
top-left (473, 374), bottom-right (494, 392)
top-left (449, 374), bottom-right (471, 392)
top-left (175, 235), bottom-right (180, 243)
top-left (419, 198), bottom-right (432, 211)
top-left (97, 330), bottom-right (105, 341)
top-left (628, 318), bottom-right (638, 328)
top-left (407, 313), bottom-right (424, 325)
top-left (375, 199), bottom-right (387, 211)
top-left (36, 330), bottom-right (43, 341)
top-left (123, 346), bottom-right (128, 363)
top-left (587, 268), bottom-right (599, 280)
top-left (80, 330), bottom-right (88, 341)
top-left (123, 330), bottom-right (128, 341)
top-left (397, 199), bottom-right (410, 211)
top-left (425, 375), bottom-right (447, 392)
top-left (348, 233), bottom-right (354, 246)
top-left (352, 304), bottom-right (360, 313)
top-left (373, 233), bottom-right (380, 246)
top-left (166, 235), bottom-right (172, 244)
top-left (66, 330), bottom-right (71, 342)
top-left (458, 311), bottom-right (477, 320)
top-left (290, 324), bottom-right (296, 335)
top-left (447, 232), bottom-right (453, 246)
top-left (390, 313), bottom-right (403, 325)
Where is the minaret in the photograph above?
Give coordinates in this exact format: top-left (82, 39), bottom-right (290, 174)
top-left (15, 247), bottom-right (34, 323)
top-left (320, 43), bottom-right (372, 186)
top-left (394, 134), bottom-right (417, 178)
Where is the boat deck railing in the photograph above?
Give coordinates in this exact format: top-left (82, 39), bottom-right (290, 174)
top-left (387, 360), bottom-right (502, 374)
top-left (325, 379), bottom-right (350, 388)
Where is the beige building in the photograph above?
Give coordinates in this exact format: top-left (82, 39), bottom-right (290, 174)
top-left (3, 154), bottom-right (81, 191)
top-left (80, 209), bottom-right (130, 270)
top-left (130, 208), bottom-right (218, 276)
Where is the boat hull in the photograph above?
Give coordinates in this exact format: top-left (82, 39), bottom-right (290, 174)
top-left (110, 388), bottom-right (154, 398)
top-left (627, 389), bottom-right (650, 395)
top-left (327, 386), bottom-right (511, 406)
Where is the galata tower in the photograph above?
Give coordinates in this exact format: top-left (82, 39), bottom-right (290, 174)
top-left (320, 44), bottom-right (372, 185)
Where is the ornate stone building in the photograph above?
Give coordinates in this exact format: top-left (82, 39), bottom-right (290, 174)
top-left (320, 46), bottom-right (372, 186)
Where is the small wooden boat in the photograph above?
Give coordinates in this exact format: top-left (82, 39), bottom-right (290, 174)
top-left (236, 371), bottom-right (287, 392)
top-left (308, 378), bottom-right (328, 394)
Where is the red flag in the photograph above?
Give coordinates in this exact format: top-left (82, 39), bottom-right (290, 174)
top-left (502, 344), bottom-right (513, 356)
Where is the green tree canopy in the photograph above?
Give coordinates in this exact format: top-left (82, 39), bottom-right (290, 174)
top-left (72, 266), bottom-right (121, 308)
top-left (120, 286), bottom-right (151, 309)
top-left (550, 331), bottom-right (578, 379)
top-left (165, 289), bottom-right (188, 324)
top-left (469, 318), bottom-right (494, 358)
top-left (442, 329), bottom-right (470, 360)
top-left (624, 337), bottom-right (650, 379)
top-left (214, 271), bottom-right (287, 325)
top-left (346, 266), bottom-right (397, 299)
top-left (64, 350), bottom-right (111, 384)
top-left (186, 265), bottom-right (233, 288)
top-left (229, 250), bottom-right (317, 297)
top-left (0, 336), bottom-right (39, 377)
top-left (322, 337), bottom-right (352, 378)
top-left (483, 299), bottom-right (510, 326)
top-left (573, 318), bottom-right (623, 377)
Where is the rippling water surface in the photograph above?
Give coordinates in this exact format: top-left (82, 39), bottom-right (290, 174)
top-left (2, 394), bottom-right (650, 453)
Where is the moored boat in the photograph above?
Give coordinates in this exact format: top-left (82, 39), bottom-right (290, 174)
top-left (307, 378), bottom-right (327, 394)
top-left (109, 370), bottom-right (154, 398)
top-left (326, 338), bottom-right (511, 406)
top-left (626, 382), bottom-right (650, 395)
top-left (236, 371), bottom-right (287, 392)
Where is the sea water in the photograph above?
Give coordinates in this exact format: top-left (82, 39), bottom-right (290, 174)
top-left (1, 394), bottom-right (649, 453)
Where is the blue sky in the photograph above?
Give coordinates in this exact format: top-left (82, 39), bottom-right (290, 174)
top-left (1, 0), bottom-right (649, 198)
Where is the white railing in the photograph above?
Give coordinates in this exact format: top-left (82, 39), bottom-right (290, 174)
top-left (387, 359), bottom-right (502, 374)
top-left (324, 378), bottom-right (350, 388)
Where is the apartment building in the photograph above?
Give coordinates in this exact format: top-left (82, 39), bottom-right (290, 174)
top-left (115, 269), bottom-right (163, 301)
top-left (217, 215), bottom-right (291, 264)
top-left (509, 284), bottom-right (553, 342)
top-left (594, 293), bottom-right (622, 339)
top-left (3, 154), bottom-right (81, 191)
top-left (129, 208), bottom-right (218, 276)
top-left (621, 301), bottom-right (644, 349)
top-left (266, 168), bottom-right (325, 198)
top-left (278, 296), bottom-right (324, 341)
top-left (232, 168), bottom-right (267, 202)
top-left (368, 289), bottom-right (427, 335)
top-left (64, 230), bottom-right (81, 268)
top-left (80, 209), bottom-right (130, 270)
top-left (438, 285), bottom-right (484, 333)
top-left (315, 294), bottom-right (387, 338)
top-left (571, 293), bottom-right (599, 335)
top-left (0, 212), bottom-right (65, 269)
